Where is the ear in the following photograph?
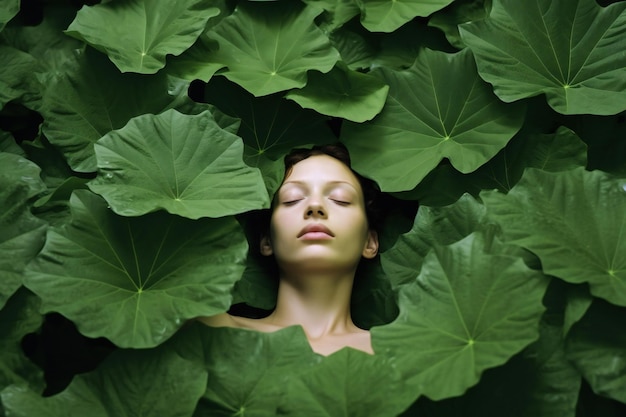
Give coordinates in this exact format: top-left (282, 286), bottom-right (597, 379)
top-left (362, 230), bottom-right (379, 259)
top-left (260, 234), bottom-right (274, 256)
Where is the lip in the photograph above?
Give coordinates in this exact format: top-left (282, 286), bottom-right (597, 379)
top-left (298, 223), bottom-right (335, 239)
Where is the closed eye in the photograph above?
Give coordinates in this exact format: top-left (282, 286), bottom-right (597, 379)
top-left (283, 199), bottom-right (303, 206)
top-left (331, 199), bottom-right (351, 206)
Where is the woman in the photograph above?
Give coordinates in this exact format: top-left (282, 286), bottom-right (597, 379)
top-left (200, 144), bottom-right (380, 356)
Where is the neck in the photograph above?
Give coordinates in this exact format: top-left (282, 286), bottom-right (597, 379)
top-left (267, 268), bottom-right (357, 339)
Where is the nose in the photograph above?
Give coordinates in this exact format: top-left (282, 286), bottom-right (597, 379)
top-left (305, 202), bottom-right (327, 219)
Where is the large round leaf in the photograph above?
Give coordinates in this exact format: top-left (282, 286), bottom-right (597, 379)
top-left (23, 190), bottom-right (248, 348)
top-left (0, 153), bottom-right (47, 309)
top-left (358, 0), bottom-right (455, 32)
top-left (41, 49), bottom-right (190, 173)
top-left (65, 0), bottom-right (220, 74)
top-left (372, 232), bottom-right (549, 400)
top-left (565, 300), bottom-right (626, 404)
top-left (89, 109), bottom-right (269, 219)
top-left (482, 167), bottom-right (626, 307)
top-left (341, 48), bottom-right (525, 192)
top-left (205, 1), bottom-right (340, 96)
top-left (460, 0), bottom-right (626, 115)
top-left (0, 344), bottom-right (207, 417)
top-left (172, 323), bottom-right (320, 416)
top-left (285, 62), bottom-right (389, 122)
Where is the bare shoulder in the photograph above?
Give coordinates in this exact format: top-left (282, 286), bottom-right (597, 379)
top-left (196, 313), bottom-right (239, 328)
top-left (196, 313), bottom-right (281, 332)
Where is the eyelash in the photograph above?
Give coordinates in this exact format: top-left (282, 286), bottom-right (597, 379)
top-left (282, 199), bottom-right (350, 206)
top-left (283, 199), bottom-right (302, 206)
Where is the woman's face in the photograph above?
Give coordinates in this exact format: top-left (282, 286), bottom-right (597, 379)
top-left (261, 155), bottom-right (378, 273)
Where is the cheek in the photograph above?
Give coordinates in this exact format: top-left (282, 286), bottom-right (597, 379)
top-left (269, 209), bottom-right (291, 242)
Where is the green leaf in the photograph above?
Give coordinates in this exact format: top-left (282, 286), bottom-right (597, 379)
top-left (1, 5), bottom-right (83, 74)
top-left (206, 77), bottom-right (336, 160)
top-left (166, 32), bottom-right (223, 82)
top-left (460, 0), bottom-right (626, 115)
top-left (563, 284), bottom-right (593, 337)
top-left (565, 300), bottom-right (626, 404)
top-left (206, 1), bottom-right (340, 96)
top-left (522, 322), bottom-right (582, 417)
top-left (65, 0), bottom-right (220, 74)
top-left (329, 26), bottom-right (377, 70)
top-left (285, 62), bottom-right (389, 122)
top-left (0, 45), bottom-right (42, 109)
top-left (23, 190), bottom-right (248, 348)
top-left (428, 0), bottom-right (492, 49)
top-left (41, 49), bottom-right (189, 173)
top-left (89, 109), bottom-right (269, 219)
top-left (372, 232), bottom-right (549, 400)
top-left (403, 125), bottom-right (588, 206)
top-left (0, 289), bottom-right (44, 394)
top-left (482, 167), bottom-right (626, 307)
top-left (0, 0), bottom-right (19, 32)
top-left (203, 77), bottom-right (335, 195)
top-left (172, 323), bottom-right (320, 416)
top-left (303, 0), bottom-right (361, 32)
top-left (279, 349), bottom-right (410, 417)
top-left (358, 0), bottom-right (455, 32)
top-left (0, 130), bottom-right (22, 154)
top-left (0, 344), bottom-right (207, 417)
top-left (382, 194), bottom-right (487, 288)
top-left (0, 153), bottom-right (47, 309)
top-left (341, 48), bottom-right (525, 192)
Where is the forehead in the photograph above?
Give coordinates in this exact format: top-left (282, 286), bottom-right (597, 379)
top-left (282, 155), bottom-right (362, 189)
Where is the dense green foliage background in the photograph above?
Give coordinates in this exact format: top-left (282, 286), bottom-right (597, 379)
top-left (1, 0), bottom-right (625, 415)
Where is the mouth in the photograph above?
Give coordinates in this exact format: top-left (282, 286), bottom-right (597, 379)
top-left (298, 223), bottom-right (335, 239)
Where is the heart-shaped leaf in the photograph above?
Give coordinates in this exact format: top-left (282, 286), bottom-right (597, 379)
top-left (460, 0), bottom-right (626, 115)
top-left (341, 48), bottom-right (525, 192)
top-left (23, 190), bottom-right (248, 348)
top-left (482, 167), bottom-right (626, 306)
top-left (89, 109), bottom-right (269, 219)
top-left (373, 232), bottom-right (549, 400)
top-left (65, 0), bottom-right (220, 73)
top-left (205, 1), bottom-right (339, 96)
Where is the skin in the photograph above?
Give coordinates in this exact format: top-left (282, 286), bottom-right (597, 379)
top-left (200, 155), bottom-right (379, 356)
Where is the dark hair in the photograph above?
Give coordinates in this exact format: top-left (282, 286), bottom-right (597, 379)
top-left (279, 143), bottom-right (382, 231)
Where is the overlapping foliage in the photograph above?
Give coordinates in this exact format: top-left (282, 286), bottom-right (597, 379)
top-left (0, 0), bottom-right (625, 416)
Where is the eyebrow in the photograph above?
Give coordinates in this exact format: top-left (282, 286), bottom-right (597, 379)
top-left (281, 180), bottom-right (359, 191)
